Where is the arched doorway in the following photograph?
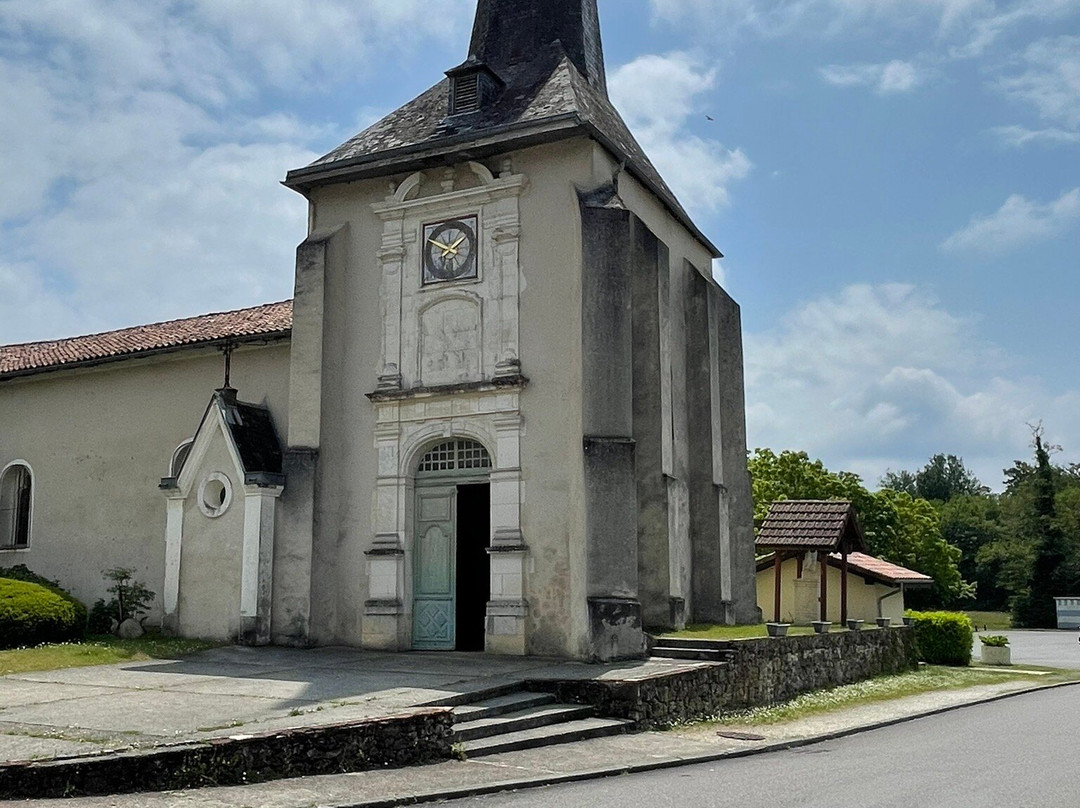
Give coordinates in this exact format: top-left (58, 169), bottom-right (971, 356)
top-left (412, 439), bottom-right (491, 651)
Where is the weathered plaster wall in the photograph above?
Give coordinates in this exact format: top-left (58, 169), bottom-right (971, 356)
top-left (302, 139), bottom-right (593, 656)
top-left (177, 434), bottom-right (244, 641)
top-left (757, 555), bottom-right (910, 624)
top-left (0, 343), bottom-right (290, 616)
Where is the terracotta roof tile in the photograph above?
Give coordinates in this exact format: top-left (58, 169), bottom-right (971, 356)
top-left (830, 552), bottom-right (934, 586)
top-left (756, 500), bottom-right (867, 552)
top-left (0, 301), bottom-right (293, 379)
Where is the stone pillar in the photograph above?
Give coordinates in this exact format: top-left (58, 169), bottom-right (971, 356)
top-left (162, 492), bottom-right (185, 634)
top-left (580, 201), bottom-right (644, 661)
top-left (686, 268), bottom-right (728, 624)
top-left (363, 417), bottom-right (409, 650)
top-left (240, 486), bottom-right (283, 646)
top-left (709, 284), bottom-right (760, 624)
top-left (486, 413), bottom-right (528, 654)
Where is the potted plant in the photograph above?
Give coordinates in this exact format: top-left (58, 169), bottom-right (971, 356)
top-left (980, 635), bottom-right (1011, 666)
top-left (812, 620), bottom-right (831, 634)
top-left (876, 617), bottom-right (891, 628)
top-left (846, 619), bottom-right (864, 631)
top-left (766, 622), bottom-right (791, 637)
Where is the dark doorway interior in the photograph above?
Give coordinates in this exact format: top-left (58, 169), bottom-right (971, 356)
top-left (455, 483), bottom-right (490, 652)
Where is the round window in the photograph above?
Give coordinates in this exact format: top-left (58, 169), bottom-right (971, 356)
top-left (197, 473), bottom-right (233, 518)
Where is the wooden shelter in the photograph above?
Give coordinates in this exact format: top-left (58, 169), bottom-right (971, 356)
top-left (756, 500), bottom-right (868, 624)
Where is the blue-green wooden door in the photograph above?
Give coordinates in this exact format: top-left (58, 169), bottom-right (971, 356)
top-left (413, 486), bottom-right (456, 649)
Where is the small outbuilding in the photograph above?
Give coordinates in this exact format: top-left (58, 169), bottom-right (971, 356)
top-left (754, 500), bottom-right (932, 625)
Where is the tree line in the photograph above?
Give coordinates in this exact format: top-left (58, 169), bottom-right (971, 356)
top-left (748, 427), bottom-right (1079, 627)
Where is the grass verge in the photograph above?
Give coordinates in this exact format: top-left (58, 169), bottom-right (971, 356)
top-left (965, 611), bottom-right (1012, 631)
top-left (692, 665), bottom-right (1070, 727)
top-left (0, 634), bottom-right (219, 676)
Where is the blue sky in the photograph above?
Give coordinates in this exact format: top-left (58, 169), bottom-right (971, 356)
top-left (1, 0), bottom-right (1078, 489)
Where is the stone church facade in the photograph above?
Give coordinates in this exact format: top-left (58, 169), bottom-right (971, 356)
top-left (0, 0), bottom-right (760, 661)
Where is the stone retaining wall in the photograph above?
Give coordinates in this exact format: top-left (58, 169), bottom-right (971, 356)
top-left (0, 708), bottom-right (453, 800)
top-left (536, 627), bottom-right (918, 729)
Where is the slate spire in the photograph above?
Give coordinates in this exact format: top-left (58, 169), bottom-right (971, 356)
top-left (468, 0), bottom-right (607, 94)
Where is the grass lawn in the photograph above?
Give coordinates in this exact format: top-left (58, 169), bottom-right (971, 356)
top-left (696, 664), bottom-right (1066, 727)
top-left (0, 635), bottom-right (219, 676)
top-left (663, 623), bottom-right (883, 641)
top-left (965, 611), bottom-right (1012, 631)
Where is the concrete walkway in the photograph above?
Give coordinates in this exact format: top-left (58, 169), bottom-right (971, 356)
top-left (8, 675), bottom-right (1076, 808)
top-left (0, 646), bottom-right (706, 763)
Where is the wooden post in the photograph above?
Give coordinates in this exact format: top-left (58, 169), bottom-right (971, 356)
top-left (841, 548), bottom-right (849, 624)
top-left (819, 551), bottom-right (828, 622)
top-left (796, 553), bottom-right (804, 579)
top-left (773, 552), bottom-right (782, 623)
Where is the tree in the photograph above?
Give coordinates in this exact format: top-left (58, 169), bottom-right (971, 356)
top-left (748, 449), bottom-right (972, 604)
top-left (882, 454), bottom-right (988, 503)
top-left (940, 494), bottom-right (1004, 609)
top-left (1011, 429), bottom-right (1072, 627)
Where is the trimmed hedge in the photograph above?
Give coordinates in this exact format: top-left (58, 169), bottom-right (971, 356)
top-left (0, 579), bottom-right (85, 649)
top-left (0, 565), bottom-right (87, 635)
top-left (906, 610), bottom-right (974, 666)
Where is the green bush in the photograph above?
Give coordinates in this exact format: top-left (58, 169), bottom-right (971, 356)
top-left (0, 564), bottom-right (87, 636)
top-left (0, 579), bottom-right (84, 649)
top-left (906, 610), bottom-right (974, 666)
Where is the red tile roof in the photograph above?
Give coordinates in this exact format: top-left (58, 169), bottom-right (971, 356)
top-left (830, 552), bottom-right (934, 586)
top-left (0, 301), bottom-right (293, 379)
top-left (756, 500), bottom-right (867, 552)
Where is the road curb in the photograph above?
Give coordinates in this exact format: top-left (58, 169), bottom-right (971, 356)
top-left (322, 679), bottom-right (1080, 808)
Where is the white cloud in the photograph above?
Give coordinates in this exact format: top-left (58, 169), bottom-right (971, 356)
top-left (609, 53), bottom-right (752, 212)
top-left (997, 36), bottom-right (1080, 128)
top-left (0, 1), bottom-right (474, 344)
top-left (820, 60), bottom-right (928, 94)
top-left (993, 124), bottom-right (1080, 146)
top-left (942, 188), bottom-right (1080, 252)
top-left (744, 283), bottom-right (1080, 489)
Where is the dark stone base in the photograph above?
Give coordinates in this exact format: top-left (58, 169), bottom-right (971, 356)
top-left (0, 709), bottom-right (453, 800)
top-left (587, 597), bottom-right (646, 662)
top-left (535, 627), bottom-right (918, 729)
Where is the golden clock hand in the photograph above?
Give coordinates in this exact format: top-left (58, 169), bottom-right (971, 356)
top-left (449, 235), bottom-right (467, 251)
top-left (428, 238), bottom-right (453, 252)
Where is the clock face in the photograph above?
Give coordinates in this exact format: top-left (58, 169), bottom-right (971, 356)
top-left (423, 217), bottom-right (478, 284)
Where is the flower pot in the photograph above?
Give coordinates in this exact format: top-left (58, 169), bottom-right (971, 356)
top-left (846, 619), bottom-right (864, 631)
top-left (981, 645), bottom-right (1012, 666)
top-left (876, 617), bottom-right (891, 628)
top-left (766, 622), bottom-right (790, 637)
top-left (902, 616), bottom-right (915, 627)
top-left (812, 621), bottom-right (831, 634)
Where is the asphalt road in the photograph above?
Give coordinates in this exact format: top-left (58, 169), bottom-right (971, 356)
top-left (446, 685), bottom-right (1080, 808)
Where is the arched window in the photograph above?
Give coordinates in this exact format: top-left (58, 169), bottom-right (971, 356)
top-left (417, 439), bottom-right (492, 475)
top-left (170, 440), bottom-right (194, 478)
top-left (0, 463), bottom-right (32, 550)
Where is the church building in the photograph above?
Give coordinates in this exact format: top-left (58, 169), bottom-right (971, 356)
top-left (0, 0), bottom-right (760, 661)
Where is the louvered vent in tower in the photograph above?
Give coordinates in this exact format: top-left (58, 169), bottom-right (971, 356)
top-left (451, 74), bottom-right (481, 115)
top-left (445, 60), bottom-right (504, 117)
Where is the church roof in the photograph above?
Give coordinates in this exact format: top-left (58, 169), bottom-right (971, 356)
top-left (0, 301), bottom-right (292, 381)
top-left (215, 388), bottom-right (284, 483)
top-left (284, 2), bottom-right (720, 257)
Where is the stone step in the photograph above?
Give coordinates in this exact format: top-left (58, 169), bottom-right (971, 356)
top-left (459, 717), bottom-right (634, 758)
top-left (453, 703), bottom-right (596, 742)
top-left (451, 691), bottom-right (558, 723)
top-left (650, 645), bottom-right (730, 662)
top-left (422, 681), bottom-right (527, 709)
top-left (648, 636), bottom-right (735, 651)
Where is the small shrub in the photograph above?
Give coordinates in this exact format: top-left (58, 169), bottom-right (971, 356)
top-left (906, 610), bottom-right (974, 666)
top-left (0, 579), bottom-right (84, 649)
top-left (0, 564), bottom-right (87, 637)
top-left (979, 634), bottom-right (1009, 647)
top-left (88, 599), bottom-right (115, 635)
top-left (100, 567), bottom-right (155, 627)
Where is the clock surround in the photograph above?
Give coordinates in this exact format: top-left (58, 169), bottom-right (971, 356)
top-left (423, 216), bottom-right (479, 285)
